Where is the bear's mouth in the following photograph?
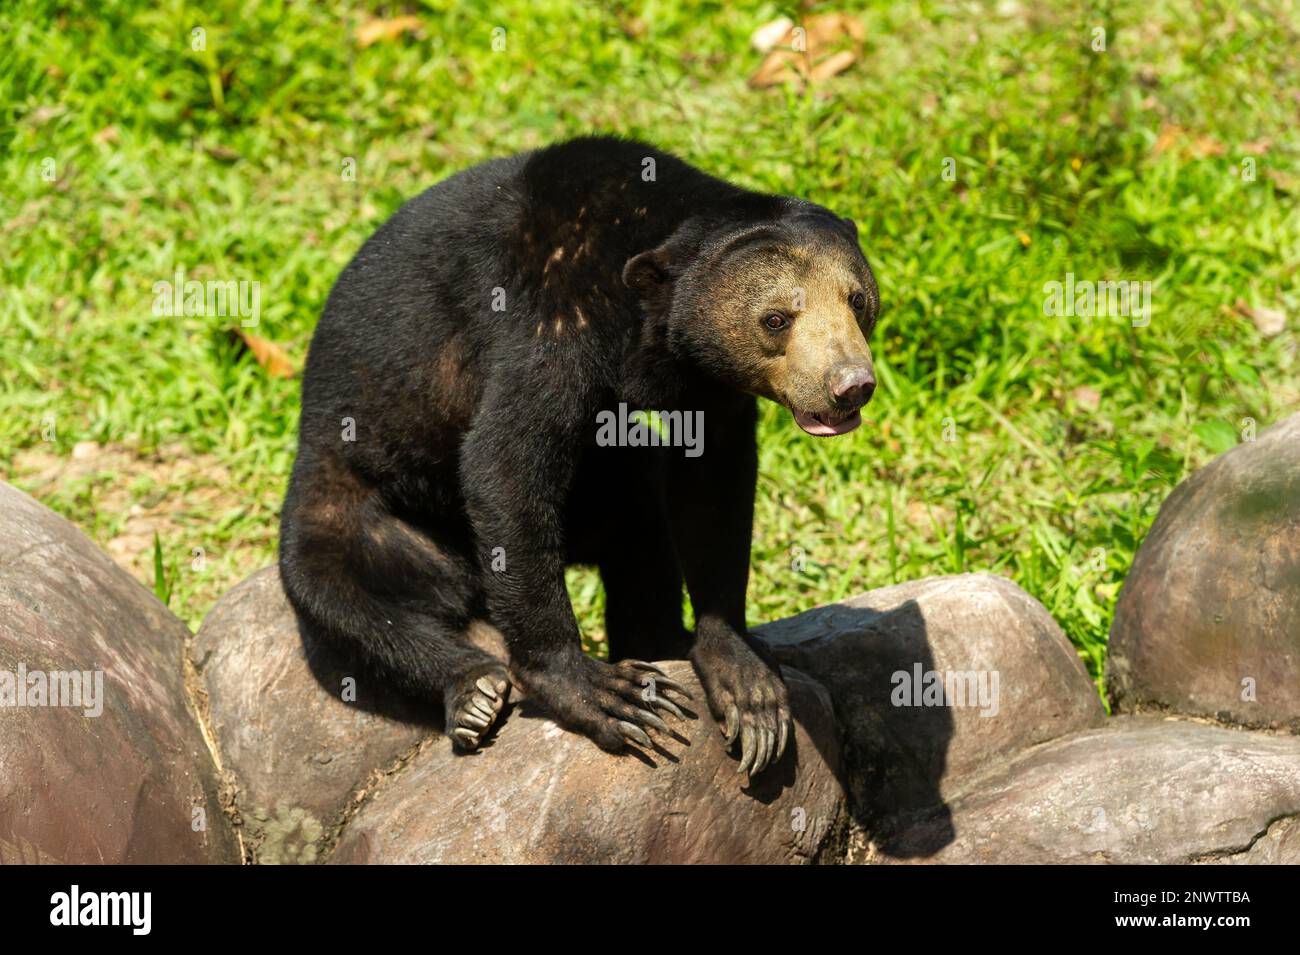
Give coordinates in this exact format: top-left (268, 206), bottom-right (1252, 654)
top-left (792, 407), bottom-right (862, 437)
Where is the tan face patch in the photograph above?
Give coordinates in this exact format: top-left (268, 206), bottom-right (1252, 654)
top-left (686, 235), bottom-right (877, 415)
top-left (772, 247), bottom-right (875, 412)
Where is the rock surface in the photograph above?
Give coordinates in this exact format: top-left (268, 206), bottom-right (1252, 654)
top-left (756, 573), bottom-right (1104, 854)
top-left (196, 567), bottom-right (845, 863)
top-left (193, 566), bottom-right (438, 864)
top-left (1108, 412), bottom-right (1300, 731)
top-left (0, 483), bottom-right (238, 864)
top-left (8, 441), bottom-right (1300, 866)
top-left (331, 662), bottom-right (844, 864)
top-left (877, 717), bottom-right (1300, 864)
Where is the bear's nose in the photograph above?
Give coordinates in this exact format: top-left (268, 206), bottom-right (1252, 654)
top-left (828, 364), bottom-right (876, 408)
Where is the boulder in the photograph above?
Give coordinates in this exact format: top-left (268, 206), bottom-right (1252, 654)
top-left (0, 482), bottom-right (238, 864)
top-left (195, 568), bottom-right (845, 864)
top-left (877, 717), bottom-right (1300, 864)
top-left (330, 662), bottom-right (844, 864)
top-left (193, 566), bottom-right (437, 864)
top-left (1107, 412), bottom-right (1300, 731)
top-left (1206, 815), bottom-right (1300, 865)
top-left (755, 573), bottom-right (1104, 854)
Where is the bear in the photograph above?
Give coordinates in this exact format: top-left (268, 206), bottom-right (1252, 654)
top-left (279, 135), bottom-right (879, 779)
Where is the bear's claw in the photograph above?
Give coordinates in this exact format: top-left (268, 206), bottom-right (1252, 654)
top-left (693, 635), bottom-right (792, 779)
top-left (447, 666), bottom-right (511, 752)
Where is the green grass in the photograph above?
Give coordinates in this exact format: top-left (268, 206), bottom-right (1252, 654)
top-left (2, 0), bottom-right (1298, 693)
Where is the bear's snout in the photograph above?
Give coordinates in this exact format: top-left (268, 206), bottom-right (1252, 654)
top-left (827, 363), bottom-right (876, 410)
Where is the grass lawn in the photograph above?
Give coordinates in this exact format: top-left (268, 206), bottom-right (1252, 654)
top-left (3, 0), bottom-right (1297, 695)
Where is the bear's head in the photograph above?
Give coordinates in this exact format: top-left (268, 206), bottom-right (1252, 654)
top-left (624, 203), bottom-right (879, 436)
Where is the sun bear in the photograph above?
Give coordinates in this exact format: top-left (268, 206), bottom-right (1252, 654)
top-left (279, 136), bottom-right (879, 779)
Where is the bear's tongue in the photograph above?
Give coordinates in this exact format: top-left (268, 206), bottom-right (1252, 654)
top-left (793, 408), bottom-right (862, 436)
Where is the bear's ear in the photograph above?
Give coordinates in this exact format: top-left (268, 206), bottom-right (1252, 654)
top-left (840, 217), bottom-right (859, 240)
top-left (622, 247), bottom-right (671, 293)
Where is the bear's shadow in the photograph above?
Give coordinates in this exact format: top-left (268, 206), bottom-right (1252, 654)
top-left (759, 598), bottom-right (955, 859)
top-left (294, 598), bottom-right (955, 857)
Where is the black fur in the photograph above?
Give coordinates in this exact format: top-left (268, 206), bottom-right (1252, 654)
top-left (280, 136), bottom-right (876, 773)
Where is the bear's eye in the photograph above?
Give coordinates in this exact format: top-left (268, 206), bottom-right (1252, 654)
top-left (850, 291), bottom-right (867, 312)
top-left (763, 312), bottom-right (789, 331)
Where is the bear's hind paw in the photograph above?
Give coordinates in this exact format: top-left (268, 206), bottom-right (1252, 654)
top-left (446, 668), bottom-right (511, 752)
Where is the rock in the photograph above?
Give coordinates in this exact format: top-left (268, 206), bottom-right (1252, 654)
top-left (1206, 815), bottom-right (1300, 865)
top-left (755, 573), bottom-right (1104, 855)
top-left (198, 566), bottom-right (845, 864)
top-left (0, 482), bottom-right (238, 864)
top-left (879, 717), bottom-right (1300, 864)
top-left (193, 566), bottom-right (438, 864)
top-left (1107, 413), bottom-right (1300, 731)
top-left (330, 662), bottom-right (844, 864)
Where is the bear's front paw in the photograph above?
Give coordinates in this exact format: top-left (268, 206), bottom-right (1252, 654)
top-left (692, 631), bottom-right (791, 779)
top-left (517, 654), bottom-right (695, 758)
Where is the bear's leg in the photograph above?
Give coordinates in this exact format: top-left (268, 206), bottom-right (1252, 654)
top-left (280, 465), bottom-right (510, 752)
top-left (600, 496), bottom-right (691, 664)
top-left (668, 403), bottom-right (792, 778)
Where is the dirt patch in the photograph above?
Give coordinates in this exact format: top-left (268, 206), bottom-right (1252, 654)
top-left (3, 441), bottom-right (275, 626)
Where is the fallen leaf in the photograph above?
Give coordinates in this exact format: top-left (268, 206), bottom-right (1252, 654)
top-left (749, 51), bottom-right (802, 88)
top-left (229, 328), bottom-right (297, 378)
top-left (809, 49), bottom-right (857, 82)
top-left (1152, 123), bottom-right (1184, 155)
top-left (1191, 134), bottom-right (1225, 157)
top-left (751, 17), bottom-right (794, 52)
top-left (28, 104), bottom-right (66, 126)
top-left (748, 12), bottom-right (864, 90)
top-left (1266, 168), bottom-right (1299, 193)
top-left (93, 125), bottom-right (119, 145)
top-left (1237, 300), bottom-right (1286, 338)
top-left (804, 12), bottom-right (865, 47)
top-left (1071, 386), bottom-right (1102, 412)
top-left (356, 15), bottom-right (423, 48)
top-left (1152, 122), bottom-right (1225, 158)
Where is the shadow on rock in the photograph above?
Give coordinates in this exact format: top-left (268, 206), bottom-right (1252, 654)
top-left (762, 599), bottom-right (955, 856)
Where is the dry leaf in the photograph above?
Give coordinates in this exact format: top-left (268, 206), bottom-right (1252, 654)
top-left (809, 49), bottom-right (857, 82)
top-left (1153, 123), bottom-right (1225, 159)
top-left (748, 12), bottom-right (864, 90)
top-left (1152, 123), bottom-right (1184, 155)
top-left (1266, 168), bottom-right (1299, 193)
top-left (1191, 134), bottom-right (1225, 157)
top-left (1071, 386), bottom-right (1102, 412)
top-left (1237, 301), bottom-right (1287, 338)
top-left (750, 51), bottom-right (802, 88)
top-left (804, 12), bottom-right (865, 47)
top-left (28, 104), bottom-right (66, 126)
top-left (93, 125), bottom-right (119, 145)
top-left (356, 15), bottom-right (423, 49)
top-left (751, 17), bottom-right (794, 52)
top-left (231, 329), bottom-right (297, 378)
